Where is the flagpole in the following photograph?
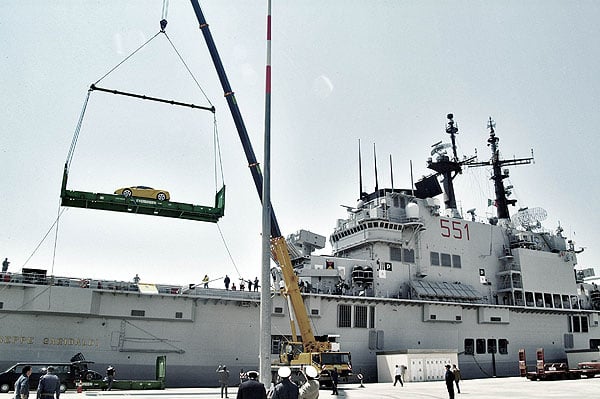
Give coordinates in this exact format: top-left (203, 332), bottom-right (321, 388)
top-left (260, 0), bottom-right (273, 387)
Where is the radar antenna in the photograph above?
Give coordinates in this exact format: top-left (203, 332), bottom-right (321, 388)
top-left (511, 207), bottom-right (547, 231)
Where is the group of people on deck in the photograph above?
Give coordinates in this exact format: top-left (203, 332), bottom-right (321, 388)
top-left (202, 275), bottom-right (260, 292)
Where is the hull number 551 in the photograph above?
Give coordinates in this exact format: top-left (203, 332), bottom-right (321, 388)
top-left (440, 219), bottom-right (470, 240)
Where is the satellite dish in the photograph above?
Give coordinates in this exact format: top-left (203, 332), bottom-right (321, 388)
top-left (511, 207), bottom-right (548, 230)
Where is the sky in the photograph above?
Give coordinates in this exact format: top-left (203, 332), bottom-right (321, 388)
top-left (2, 0), bottom-right (599, 287)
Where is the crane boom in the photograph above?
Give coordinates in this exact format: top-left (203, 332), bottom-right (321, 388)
top-left (188, 0), bottom-right (351, 382)
top-left (189, 0), bottom-right (281, 238)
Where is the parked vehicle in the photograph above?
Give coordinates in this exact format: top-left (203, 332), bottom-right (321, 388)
top-left (0, 353), bottom-right (102, 393)
top-left (519, 348), bottom-right (600, 381)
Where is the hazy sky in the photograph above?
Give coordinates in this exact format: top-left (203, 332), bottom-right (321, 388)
top-left (2, 0), bottom-right (599, 286)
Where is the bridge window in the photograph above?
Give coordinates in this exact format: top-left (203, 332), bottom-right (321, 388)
top-left (487, 339), bottom-right (497, 354)
top-left (131, 310), bottom-right (145, 317)
top-left (430, 252), bottom-right (440, 266)
top-left (441, 253), bottom-right (452, 267)
top-left (452, 255), bottom-right (462, 268)
top-left (390, 247), bottom-right (402, 261)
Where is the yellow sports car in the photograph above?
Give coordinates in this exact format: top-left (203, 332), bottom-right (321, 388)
top-left (114, 186), bottom-right (170, 201)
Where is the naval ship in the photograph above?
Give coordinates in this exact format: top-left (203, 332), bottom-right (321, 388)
top-left (1, 114), bottom-right (599, 388)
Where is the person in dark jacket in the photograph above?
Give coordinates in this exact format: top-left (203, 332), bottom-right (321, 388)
top-left (14, 365), bottom-right (32, 399)
top-left (444, 365), bottom-right (455, 399)
top-left (330, 368), bottom-right (338, 395)
top-left (105, 366), bottom-right (115, 391)
top-left (272, 367), bottom-right (298, 399)
top-left (452, 364), bottom-right (461, 394)
top-left (236, 370), bottom-right (266, 399)
top-left (36, 367), bottom-right (60, 399)
top-left (217, 365), bottom-right (230, 398)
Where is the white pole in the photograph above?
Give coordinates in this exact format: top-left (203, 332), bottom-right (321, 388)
top-left (259, 0), bottom-right (273, 387)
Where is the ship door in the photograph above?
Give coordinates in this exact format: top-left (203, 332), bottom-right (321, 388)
top-left (156, 356), bottom-right (167, 381)
top-left (410, 358), bottom-right (424, 382)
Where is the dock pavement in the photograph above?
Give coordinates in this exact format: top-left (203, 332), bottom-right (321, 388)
top-left (10, 376), bottom-right (600, 399)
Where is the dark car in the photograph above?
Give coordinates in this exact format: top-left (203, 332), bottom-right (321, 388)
top-left (0, 360), bottom-right (102, 393)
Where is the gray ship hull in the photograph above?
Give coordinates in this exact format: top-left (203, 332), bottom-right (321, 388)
top-left (2, 278), bottom-right (598, 386)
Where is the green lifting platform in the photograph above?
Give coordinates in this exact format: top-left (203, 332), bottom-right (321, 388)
top-left (60, 168), bottom-right (225, 223)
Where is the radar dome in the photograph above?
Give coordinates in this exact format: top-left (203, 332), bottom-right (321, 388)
top-left (406, 202), bottom-right (419, 219)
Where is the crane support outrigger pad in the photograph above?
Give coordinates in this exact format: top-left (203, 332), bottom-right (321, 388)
top-left (60, 165), bottom-right (225, 223)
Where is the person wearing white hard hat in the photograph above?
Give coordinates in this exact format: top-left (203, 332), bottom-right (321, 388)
top-left (299, 366), bottom-right (319, 399)
top-left (272, 367), bottom-right (298, 399)
top-left (236, 370), bottom-right (266, 399)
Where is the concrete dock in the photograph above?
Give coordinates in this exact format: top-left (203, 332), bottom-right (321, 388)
top-left (19, 376), bottom-right (597, 399)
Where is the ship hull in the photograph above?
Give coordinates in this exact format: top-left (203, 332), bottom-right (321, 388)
top-left (1, 281), bottom-right (597, 386)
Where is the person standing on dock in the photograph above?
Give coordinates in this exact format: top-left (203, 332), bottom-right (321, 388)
top-left (105, 366), bottom-right (115, 391)
top-left (236, 370), bottom-right (266, 399)
top-left (217, 365), bottom-right (230, 398)
top-left (330, 367), bottom-right (339, 395)
top-left (36, 367), bottom-right (60, 399)
top-left (203, 275), bottom-right (209, 288)
top-left (272, 367), bottom-right (298, 399)
top-left (14, 365), bottom-right (32, 399)
top-left (2, 258), bottom-right (9, 273)
top-left (224, 275), bottom-right (231, 290)
top-left (452, 364), bottom-right (461, 394)
top-left (393, 364), bottom-right (404, 386)
top-left (298, 366), bottom-right (319, 399)
top-left (444, 364), bottom-right (455, 399)
top-left (254, 277), bottom-right (259, 292)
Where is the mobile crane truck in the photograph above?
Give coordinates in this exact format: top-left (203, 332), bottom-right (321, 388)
top-left (271, 237), bottom-right (352, 386)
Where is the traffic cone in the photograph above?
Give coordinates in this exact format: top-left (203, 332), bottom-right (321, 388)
top-left (77, 380), bottom-right (83, 393)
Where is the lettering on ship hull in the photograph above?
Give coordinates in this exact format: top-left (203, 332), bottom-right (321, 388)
top-left (0, 335), bottom-right (99, 347)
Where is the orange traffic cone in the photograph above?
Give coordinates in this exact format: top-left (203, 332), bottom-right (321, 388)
top-left (77, 380), bottom-right (83, 393)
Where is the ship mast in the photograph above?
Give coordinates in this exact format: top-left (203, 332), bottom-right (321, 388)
top-left (469, 117), bottom-right (534, 220)
top-left (427, 114), bottom-right (474, 217)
